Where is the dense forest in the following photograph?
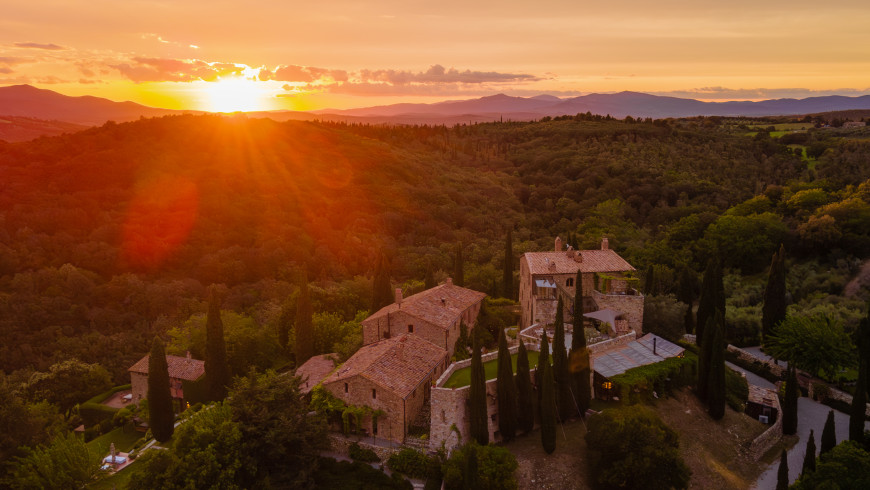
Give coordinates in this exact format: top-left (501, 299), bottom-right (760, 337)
top-left (1, 113), bottom-right (869, 382)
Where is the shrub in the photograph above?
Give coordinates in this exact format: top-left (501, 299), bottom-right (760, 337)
top-left (812, 381), bottom-right (831, 401)
top-left (442, 443), bottom-right (518, 490)
top-left (349, 442), bottom-right (380, 463)
top-left (610, 353), bottom-right (696, 404)
top-left (387, 448), bottom-right (438, 480)
top-left (724, 367), bottom-right (749, 411)
top-left (78, 402), bottom-right (118, 427)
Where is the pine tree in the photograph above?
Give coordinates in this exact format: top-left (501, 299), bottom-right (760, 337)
top-left (469, 333), bottom-right (488, 445)
top-left (540, 351), bottom-right (557, 454)
top-left (820, 410), bottom-right (837, 455)
top-left (551, 297), bottom-right (573, 420)
top-left (205, 287), bottom-right (229, 401)
top-left (762, 244), bottom-right (787, 345)
top-left (850, 356), bottom-right (867, 441)
top-left (801, 429), bottom-right (816, 475)
top-left (570, 269), bottom-right (591, 417)
top-left (783, 365), bottom-right (799, 435)
top-left (454, 242), bottom-right (465, 287)
top-left (644, 264), bottom-right (656, 296)
top-left (147, 337), bottom-right (174, 442)
top-left (295, 273), bottom-right (314, 365)
top-left (707, 314), bottom-right (726, 420)
top-left (503, 228), bottom-right (513, 299)
top-left (424, 259), bottom-right (436, 290)
top-left (371, 254), bottom-right (393, 312)
top-left (515, 340), bottom-right (534, 434)
top-left (776, 449), bottom-right (789, 490)
top-left (496, 328), bottom-right (518, 442)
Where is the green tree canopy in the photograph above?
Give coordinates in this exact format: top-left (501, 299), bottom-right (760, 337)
top-left (4, 433), bottom-right (103, 489)
top-left (586, 406), bottom-right (691, 490)
top-left (766, 315), bottom-right (856, 378)
top-left (21, 359), bottom-right (111, 417)
top-left (793, 441), bottom-right (870, 489)
top-left (442, 442), bottom-right (518, 490)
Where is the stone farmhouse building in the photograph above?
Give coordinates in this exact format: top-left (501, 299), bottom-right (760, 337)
top-left (362, 279), bottom-right (486, 357)
top-left (519, 237), bottom-right (643, 335)
top-left (321, 334), bottom-right (449, 444)
top-left (129, 353), bottom-right (205, 411)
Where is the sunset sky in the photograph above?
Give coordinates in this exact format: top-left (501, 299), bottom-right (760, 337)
top-left (2, 0), bottom-right (869, 112)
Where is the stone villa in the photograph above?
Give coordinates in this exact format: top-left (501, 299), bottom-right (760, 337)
top-left (129, 353), bottom-right (205, 411)
top-left (519, 237), bottom-right (643, 335)
top-left (362, 279), bottom-right (486, 357)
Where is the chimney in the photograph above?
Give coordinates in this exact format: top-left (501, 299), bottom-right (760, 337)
top-left (574, 250), bottom-right (583, 263)
top-left (186, 351), bottom-right (191, 359)
top-left (395, 288), bottom-right (403, 306)
top-left (446, 277), bottom-right (453, 286)
top-left (441, 298), bottom-right (447, 307)
top-left (601, 237), bottom-right (609, 250)
top-left (566, 245), bottom-right (573, 257)
top-left (555, 236), bottom-right (562, 251)
top-left (653, 337), bottom-right (657, 356)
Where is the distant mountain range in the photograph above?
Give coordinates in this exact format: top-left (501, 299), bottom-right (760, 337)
top-left (314, 91), bottom-right (870, 120)
top-left (2, 84), bottom-right (870, 141)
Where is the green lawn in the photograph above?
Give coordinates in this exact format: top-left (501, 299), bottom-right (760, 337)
top-left (443, 351), bottom-right (540, 388)
top-left (86, 425), bottom-right (144, 454)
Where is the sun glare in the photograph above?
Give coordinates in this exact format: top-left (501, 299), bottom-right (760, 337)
top-left (204, 76), bottom-right (266, 113)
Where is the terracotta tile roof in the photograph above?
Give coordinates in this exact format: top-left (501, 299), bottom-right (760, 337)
top-left (128, 354), bottom-right (205, 382)
top-left (323, 334), bottom-right (447, 399)
top-left (748, 384), bottom-right (778, 408)
top-left (523, 250), bottom-right (635, 276)
top-left (295, 353), bottom-right (337, 393)
top-left (363, 282), bottom-right (486, 330)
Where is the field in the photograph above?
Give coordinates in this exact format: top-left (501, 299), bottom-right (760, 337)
top-left (442, 351), bottom-right (540, 388)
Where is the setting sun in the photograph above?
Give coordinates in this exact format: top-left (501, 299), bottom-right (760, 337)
top-left (203, 76), bottom-right (266, 112)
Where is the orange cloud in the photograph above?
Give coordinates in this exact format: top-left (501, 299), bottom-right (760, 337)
top-left (14, 42), bottom-right (66, 50)
top-left (111, 57), bottom-right (245, 82)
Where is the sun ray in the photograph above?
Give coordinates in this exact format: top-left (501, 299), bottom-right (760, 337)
top-left (203, 76), bottom-right (267, 112)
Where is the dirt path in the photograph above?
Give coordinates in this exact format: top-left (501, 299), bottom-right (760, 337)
top-left (844, 258), bottom-right (870, 297)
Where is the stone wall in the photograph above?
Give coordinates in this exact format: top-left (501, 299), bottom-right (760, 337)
top-left (323, 374), bottom-right (407, 444)
top-left (362, 304), bottom-right (481, 358)
top-left (725, 344), bottom-right (786, 378)
top-left (591, 290), bottom-right (644, 335)
top-left (747, 394), bottom-right (784, 461)
top-left (587, 331), bottom-right (638, 355)
top-left (130, 372), bottom-right (147, 403)
top-left (430, 342), bottom-right (541, 451)
top-left (327, 434), bottom-right (402, 462)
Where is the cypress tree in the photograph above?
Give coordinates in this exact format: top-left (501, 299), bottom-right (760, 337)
top-left (424, 258), bottom-right (436, 290)
top-left (697, 313), bottom-right (718, 401)
top-left (678, 267), bottom-right (696, 335)
top-left (371, 254), bottom-right (393, 312)
top-left (762, 244), bottom-right (787, 346)
top-left (454, 243), bottom-right (465, 287)
top-left (707, 314), bottom-right (726, 420)
top-left (540, 352), bottom-right (557, 454)
top-left (571, 269), bottom-right (591, 416)
top-left (849, 356), bottom-right (867, 442)
top-left (205, 286), bottom-right (229, 401)
top-left (536, 330), bottom-right (550, 408)
top-left (776, 449), bottom-right (789, 490)
top-left (801, 429), bottom-right (816, 475)
top-left (147, 337), bottom-right (174, 442)
top-left (644, 264), bottom-right (656, 296)
top-left (696, 257), bottom-right (724, 345)
top-left (496, 328), bottom-right (518, 442)
top-left (551, 297), bottom-right (573, 420)
top-left (295, 273), bottom-right (314, 365)
top-left (516, 340), bottom-right (534, 434)
top-left (503, 228), bottom-right (513, 299)
top-left (469, 333), bottom-right (489, 445)
top-left (820, 410), bottom-right (836, 455)
top-left (783, 365), bottom-right (799, 435)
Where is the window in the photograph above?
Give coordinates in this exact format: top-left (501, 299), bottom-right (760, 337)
top-left (567, 277), bottom-right (574, 287)
top-left (344, 383), bottom-right (348, 393)
top-left (372, 389), bottom-right (377, 399)
top-left (408, 324), bottom-right (414, 333)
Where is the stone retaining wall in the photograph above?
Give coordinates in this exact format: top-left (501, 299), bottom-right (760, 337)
top-left (746, 392), bottom-right (783, 461)
top-left (327, 434), bottom-right (403, 462)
